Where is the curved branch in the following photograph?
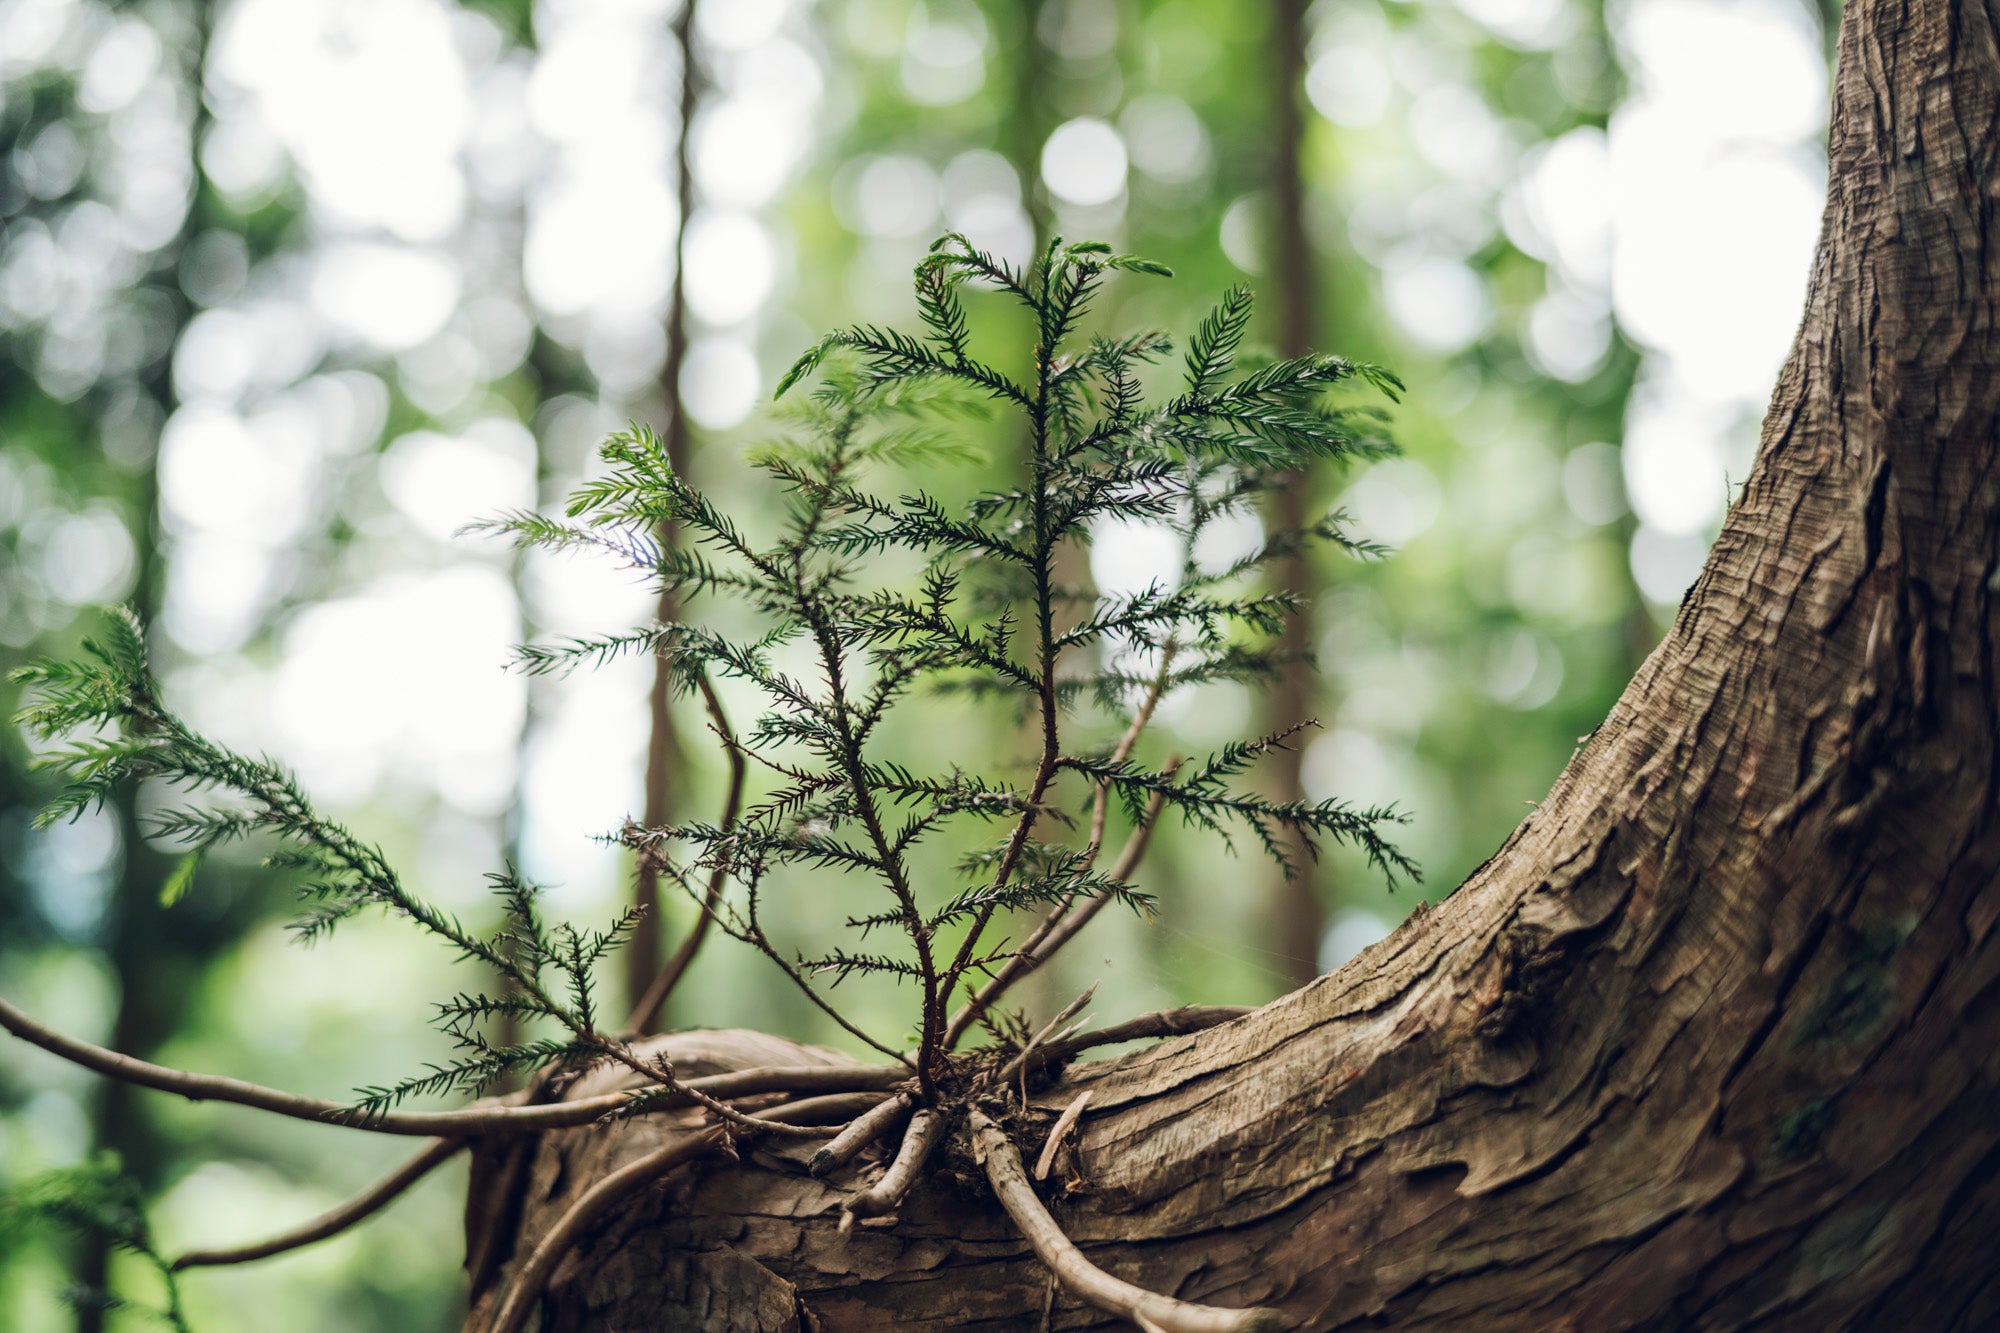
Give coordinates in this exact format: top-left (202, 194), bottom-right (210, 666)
top-left (0, 995), bottom-right (901, 1135)
top-left (1035, 1004), bottom-right (1253, 1066)
top-left (173, 1138), bottom-right (463, 1269)
top-left (624, 673), bottom-right (747, 1035)
top-left (727, 861), bottom-right (920, 1070)
top-left (968, 1109), bottom-right (1290, 1333)
top-left (596, 1039), bottom-right (862, 1141)
top-left (1080, 651), bottom-right (1174, 869)
top-left (746, 1090), bottom-right (898, 1125)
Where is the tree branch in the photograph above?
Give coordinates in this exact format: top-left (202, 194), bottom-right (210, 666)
top-left (0, 995), bottom-right (901, 1135)
top-left (602, 1039), bottom-right (882, 1141)
top-left (624, 673), bottom-right (748, 1036)
top-left (1034, 1004), bottom-right (1253, 1067)
top-left (1081, 648), bottom-right (1175, 870)
top-left (732, 872), bottom-right (920, 1070)
top-left (172, 1138), bottom-right (463, 1269)
top-left (944, 780), bottom-right (1173, 1048)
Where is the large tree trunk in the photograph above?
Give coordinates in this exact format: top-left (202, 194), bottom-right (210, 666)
top-left (465, 0), bottom-right (2000, 1325)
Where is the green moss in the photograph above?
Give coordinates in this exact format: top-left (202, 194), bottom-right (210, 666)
top-left (1794, 922), bottom-right (1912, 1049)
top-left (1773, 1094), bottom-right (1842, 1160)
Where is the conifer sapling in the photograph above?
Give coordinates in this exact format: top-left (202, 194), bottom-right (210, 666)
top-left (5, 234), bottom-right (1415, 1332)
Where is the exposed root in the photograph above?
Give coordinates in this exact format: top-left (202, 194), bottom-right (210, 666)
top-left (840, 1106), bottom-right (947, 1230)
top-left (483, 1092), bottom-right (874, 1333)
top-left (173, 1138), bottom-right (462, 1269)
top-left (751, 1090), bottom-right (895, 1126)
top-left (1033, 1090), bottom-right (1091, 1182)
top-left (968, 1109), bottom-right (1292, 1333)
top-left (483, 1131), bottom-right (728, 1333)
top-left (810, 1089), bottom-right (914, 1177)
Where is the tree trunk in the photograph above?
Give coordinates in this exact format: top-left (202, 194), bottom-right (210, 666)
top-left (1263, 0), bottom-right (1330, 993)
top-left (629, 0), bottom-right (700, 1022)
top-left (465, 0), bottom-right (2000, 1325)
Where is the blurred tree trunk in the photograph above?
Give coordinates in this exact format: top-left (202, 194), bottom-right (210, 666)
top-left (1006, 0), bottom-right (1053, 247)
top-left (1263, 0), bottom-right (1326, 993)
top-left (468, 0), bottom-right (2000, 1325)
top-left (628, 0), bottom-right (700, 1022)
top-left (74, 5), bottom-right (212, 1326)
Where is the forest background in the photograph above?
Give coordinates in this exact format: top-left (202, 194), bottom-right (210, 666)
top-left (0, 0), bottom-right (1842, 1326)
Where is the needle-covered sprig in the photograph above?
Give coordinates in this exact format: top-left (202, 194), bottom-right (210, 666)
top-left (0, 1154), bottom-right (189, 1330)
top-left (5, 233), bottom-right (1420, 1333)
top-left (8, 611), bottom-right (645, 1118)
top-left (491, 232), bottom-right (1416, 1083)
top-left (13, 233), bottom-right (1416, 1107)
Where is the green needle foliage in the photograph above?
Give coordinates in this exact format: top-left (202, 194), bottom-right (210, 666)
top-left (489, 234), bottom-right (1417, 1083)
top-left (0, 1154), bottom-right (188, 1330)
top-left (10, 609), bottom-right (643, 1119)
top-left (12, 233), bottom-right (1416, 1115)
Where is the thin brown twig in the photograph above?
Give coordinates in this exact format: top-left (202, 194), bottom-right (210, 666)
top-left (635, 1063), bottom-right (906, 1104)
top-left (172, 1138), bottom-right (463, 1269)
top-left (840, 1106), bottom-right (947, 1228)
top-left (750, 921), bottom-right (919, 1070)
top-left (600, 834), bottom-right (916, 1075)
top-left (935, 473), bottom-right (1098, 1045)
top-left (1033, 1005), bottom-right (1253, 1068)
top-left (969, 1109), bottom-right (1291, 1333)
top-left (0, 996), bottom-right (902, 1135)
top-left (625, 674), bottom-right (747, 1037)
top-left (944, 775), bottom-right (1174, 1049)
top-left (939, 648), bottom-right (1174, 1054)
top-left (1081, 647), bottom-right (1176, 871)
top-left (599, 1040), bottom-right (848, 1141)
top-left (737, 1090), bottom-right (894, 1127)
top-left (996, 984), bottom-right (1096, 1101)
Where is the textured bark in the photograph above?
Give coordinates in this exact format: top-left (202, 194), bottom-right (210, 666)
top-left (466, 0), bottom-right (2000, 1326)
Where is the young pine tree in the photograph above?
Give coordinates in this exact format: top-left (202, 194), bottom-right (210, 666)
top-left (6, 234), bottom-right (1414, 1331)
